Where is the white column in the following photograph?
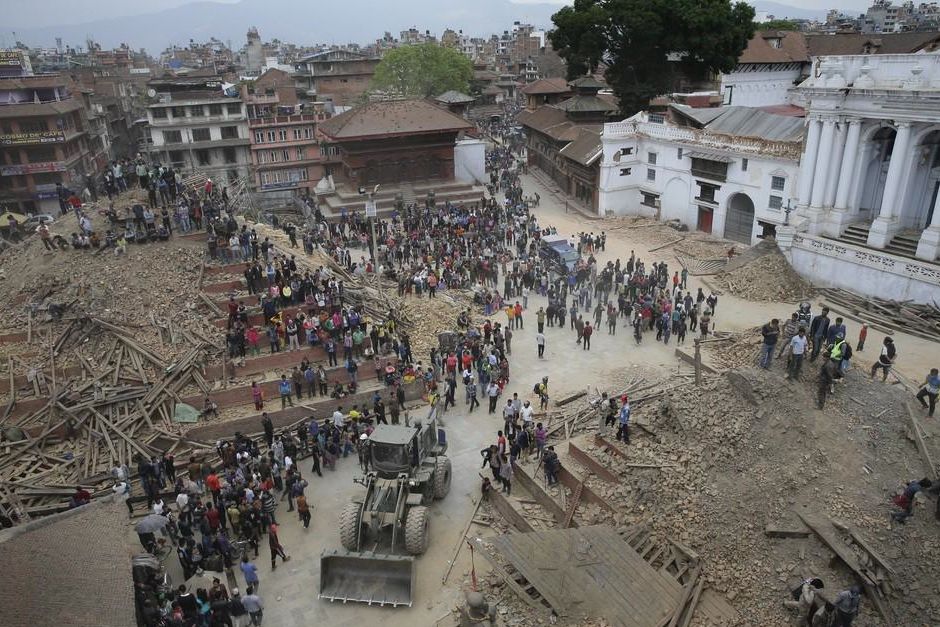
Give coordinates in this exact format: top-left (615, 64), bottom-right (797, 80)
top-left (796, 117), bottom-right (822, 208)
top-left (810, 117), bottom-right (836, 208)
top-left (868, 122), bottom-right (912, 248)
top-left (834, 119), bottom-right (862, 210)
top-left (823, 120), bottom-right (848, 208)
top-left (915, 183), bottom-right (940, 260)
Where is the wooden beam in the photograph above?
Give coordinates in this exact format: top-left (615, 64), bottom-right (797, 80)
top-left (441, 497), bottom-right (483, 585)
top-left (905, 402), bottom-right (937, 481)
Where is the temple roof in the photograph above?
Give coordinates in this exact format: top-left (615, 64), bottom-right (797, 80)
top-left (318, 99), bottom-right (474, 140)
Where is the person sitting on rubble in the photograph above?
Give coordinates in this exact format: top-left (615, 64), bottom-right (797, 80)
top-left (89, 231), bottom-right (101, 248)
top-left (69, 486), bottom-right (92, 508)
top-left (157, 224), bottom-right (170, 241)
top-left (104, 230), bottom-right (117, 249)
top-left (330, 383), bottom-right (347, 399)
top-left (70, 232), bottom-right (87, 249)
top-left (134, 226), bottom-right (148, 244)
top-left (200, 397), bottom-right (219, 420)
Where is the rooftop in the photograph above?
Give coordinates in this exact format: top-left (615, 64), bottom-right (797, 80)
top-left (520, 77), bottom-right (571, 96)
top-left (739, 30), bottom-right (810, 64)
top-left (0, 499), bottom-right (136, 627)
top-left (558, 127), bottom-right (603, 166)
top-left (435, 90), bottom-right (475, 104)
top-left (671, 104), bottom-right (805, 142)
top-left (318, 99), bottom-right (474, 140)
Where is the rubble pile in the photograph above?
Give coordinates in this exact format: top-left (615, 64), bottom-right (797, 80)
top-left (714, 247), bottom-right (813, 302)
top-left (705, 329), bottom-right (762, 371)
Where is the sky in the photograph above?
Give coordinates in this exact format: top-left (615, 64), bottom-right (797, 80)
top-left (2, 0), bottom-right (875, 52)
top-left (4, 0), bottom-right (873, 30)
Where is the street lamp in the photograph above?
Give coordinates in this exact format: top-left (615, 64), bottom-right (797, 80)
top-left (783, 199), bottom-right (794, 226)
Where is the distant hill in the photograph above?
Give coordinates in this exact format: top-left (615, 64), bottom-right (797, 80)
top-left (10, 0), bottom-right (562, 53)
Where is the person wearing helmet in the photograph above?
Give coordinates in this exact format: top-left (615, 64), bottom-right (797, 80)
top-left (829, 330), bottom-right (853, 375)
top-left (357, 433), bottom-right (371, 472)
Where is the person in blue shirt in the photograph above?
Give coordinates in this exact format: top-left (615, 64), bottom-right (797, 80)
top-left (916, 368), bottom-right (940, 417)
top-left (826, 317), bottom-right (846, 345)
top-left (616, 399), bottom-right (631, 444)
top-left (279, 375), bottom-right (294, 409)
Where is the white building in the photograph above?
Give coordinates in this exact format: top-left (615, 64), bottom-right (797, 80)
top-left (145, 77), bottom-right (251, 182)
top-left (597, 105), bottom-right (803, 244)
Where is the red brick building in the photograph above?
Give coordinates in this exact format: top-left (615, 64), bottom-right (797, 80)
top-left (243, 68), bottom-right (328, 196)
top-left (317, 99), bottom-right (474, 188)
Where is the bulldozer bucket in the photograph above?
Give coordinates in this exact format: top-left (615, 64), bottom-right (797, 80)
top-left (319, 550), bottom-right (415, 607)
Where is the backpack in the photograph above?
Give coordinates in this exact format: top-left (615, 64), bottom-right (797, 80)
top-left (533, 383), bottom-right (540, 394)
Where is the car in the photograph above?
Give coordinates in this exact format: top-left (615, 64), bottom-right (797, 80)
top-left (23, 214), bottom-right (57, 229)
top-left (539, 234), bottom-right (581, 275)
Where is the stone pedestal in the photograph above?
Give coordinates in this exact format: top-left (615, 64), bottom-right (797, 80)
top-left (915, 226), bottom-right (940, 261)
top-left (775, 225), bottom-right (797, 261)
top-left (820, 208), bottom-right (854, 238)
top-left (866, 216), bottom-right (899, 249)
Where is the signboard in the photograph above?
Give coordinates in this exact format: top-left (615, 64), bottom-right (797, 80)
top-left (0, 50), bottom-right (24, 67)
top-left (0, 162), bottom-right (66, 176)
top-left (365, 199), bottom-right (377, 218)
top-left (259, 181), bottom-right (297, 191)
top-left (36, 191), bottom-right (60, 200)
top-left (0, 130), bottom-right (66, 146)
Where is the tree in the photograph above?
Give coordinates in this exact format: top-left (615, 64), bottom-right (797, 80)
top-left (371, 43), bottom-right (473, 98)
top-left (759, 19), bottom-right (801, 31)
top-left (549, 0), bottom-right (755, 116)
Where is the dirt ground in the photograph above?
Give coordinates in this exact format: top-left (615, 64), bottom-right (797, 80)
top-left (6, 170), bottom-right (938, 626)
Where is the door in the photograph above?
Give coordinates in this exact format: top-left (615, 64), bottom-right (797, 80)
top-left (724, 193), bottom-right (755, 244)
top-left (697, 206), bottom-right (713, 234)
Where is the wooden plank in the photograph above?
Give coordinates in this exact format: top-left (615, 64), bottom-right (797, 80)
top-left (485, 487), bottom-right (534, 533)
top-left (848, 529), bottom-right (897, 577)
top-left (471, 537), bottom-right (549, 613)
top-left (668, 568), bottom-right (700, 627)
top-left (441, 497), bottom-right (483, 585)
top-left (567, 441), bottom-right (620, 483)
top-left (905, 401), bottom-right (937, 481)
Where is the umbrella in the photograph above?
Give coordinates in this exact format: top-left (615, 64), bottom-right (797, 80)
top-left (136, 513), bottom-right (170, 534)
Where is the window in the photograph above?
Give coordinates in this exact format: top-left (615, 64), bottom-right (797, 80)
top-left (267, 130), bottom-right (276, 142)
top-left (296, 147), bottom-right (305, 160)
top-left (171, 107), bottom-right (187, 118)
top-left (648, 152), bottom-right (657, 165)
top-left (151, 108), bottom-right (167, 119)
top-left (258, 151), bottom-right (267, 164)
top-left (677, 148), bottom-right (683, 160)
top-left (33, 172), bottom-right (59, 185)
top-left (641, 192), bottom-right (659, 207)
top-left (623, 147), bottom-right (633, 155)
top-left (227, 103), bottom-right (242, 115)
top-left (648, 113), bottom-right (665, 124)
top-left (769, 195), bottom-right (783, 210)
top-left (303, 127), bottom-right (313, 139)
top-left (208, 104), bottom-right (223, 116)
top-left (282, 149), bottom-right (290, 162)
top-left (293, 128), bottom-right (302, 140)
top-left (162, 130), bottom-right (183, 144)
top-left (696, 182), bottom-right (718, 204)
top-left (646, 168), bottom-right (656, 182)
top-left (619, 168), bottom-right (632, 176)
top-left (741, 158), bottom-right (748, 172)
top-left (254, 131), bottom-right (265, 143)
top-left (270, 150), bottom-right (279, 163)
top-left (690, 157), bottom-right (728, 182)
top-left (191, 128), bottom-right (211, 142)
top-left (223, 147), bottom-right (237, 164)
top-left (771, 175), bottom-right (786, 191)
top-left (18, 119), bottom-right (47, 133)
top-left (195, 149), bottom-right (211, 166)
top-left (168, 150), bottom-right (184, 167)
top-left (278, 129), bottom-right (288, 142)
top-left (190, 106), bottom-right (204, 117)
top-left (220, 126), bottom-right (239, 140)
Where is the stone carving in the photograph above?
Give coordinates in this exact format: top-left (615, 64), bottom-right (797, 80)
top-left (792, 234), bottom-right (940, 286)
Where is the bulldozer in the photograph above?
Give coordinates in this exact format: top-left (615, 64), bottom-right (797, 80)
top-left (319, 408), bottom-right (451, 607)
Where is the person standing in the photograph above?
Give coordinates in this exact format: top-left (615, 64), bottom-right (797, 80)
top-left (616, 398), bottom-right (631, 444)
top-left (467, 376), bottom-right (480, 412)
top-left (278, 375), bottom-right (294, 409)
top-left (832, 586), bottom-right (860, 627)
top-left (268, 523), bottom-right (290, 570)
top-left (261, 414), bottom-right (274, 449)
top-left (535, 331), bottom-right (545, 358)
top-left (870, 337), bottom-right (897, 382)
top-left (487, 381), bottom-right (500, 414)
top-left (856, 323), bottom-right (868, 352)
top-left (251, 382), bottom-right (264, 411)
top-left (916, 368), bottom-right (940, 417)
top-left (809, 307), bottom-right (831, 362)
top-left (296, 493), bottom-right (311, 529)
top-left (759, 319), bottom-right (780, 369)
top-left (498, 454), bottom-right (513, 494)
top-left (241, 586), bottom-right (264, 626)
top-left (786, 329), bottom-right (808, 380)
top-left (582, 322), bottom-right (593, 350)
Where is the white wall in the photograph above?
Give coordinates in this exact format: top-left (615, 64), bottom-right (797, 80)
top-left (598, 132), bottom-right (800, 243)
top-left (454, 138), bottom-right (486, 184)
top-left (720, 67), bottom-right (802, 108)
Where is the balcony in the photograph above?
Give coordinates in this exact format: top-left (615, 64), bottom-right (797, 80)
top-left (248, 113), bottom-right (322, 127)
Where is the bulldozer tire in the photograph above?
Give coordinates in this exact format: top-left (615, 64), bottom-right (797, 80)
top-left (433, 456), bottom-right (452, 499)
top-left (404, 506), bottom-right (430, 555)
top-left (339, 501), bottom-right (364, 551)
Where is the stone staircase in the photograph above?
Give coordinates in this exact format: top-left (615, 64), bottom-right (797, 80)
top-left (399, 183), bottom-right (417, 207)
top-left (834, 223), bottom-right (922, 260)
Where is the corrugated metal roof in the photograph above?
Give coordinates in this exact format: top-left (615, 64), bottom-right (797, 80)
top-left (671, 104), bottom-right (804, 142)
top-left (686, 151), bottom-right (734, 163)
top-left (559, 128), bottom-right (602, 166)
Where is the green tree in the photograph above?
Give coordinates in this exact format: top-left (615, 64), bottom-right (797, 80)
top-left (371, 43), bottom-right (473, 98)
top-left (759, 19), bottom-right (801, 30)
top-left (549, 0), bottom-right (755, 116)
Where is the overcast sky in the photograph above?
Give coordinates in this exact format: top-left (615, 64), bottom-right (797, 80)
top-left (5, 0), bottom-right (873, 31)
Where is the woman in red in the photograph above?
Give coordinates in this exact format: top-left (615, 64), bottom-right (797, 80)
top-left (268, 523), bottom-right (290, 570)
